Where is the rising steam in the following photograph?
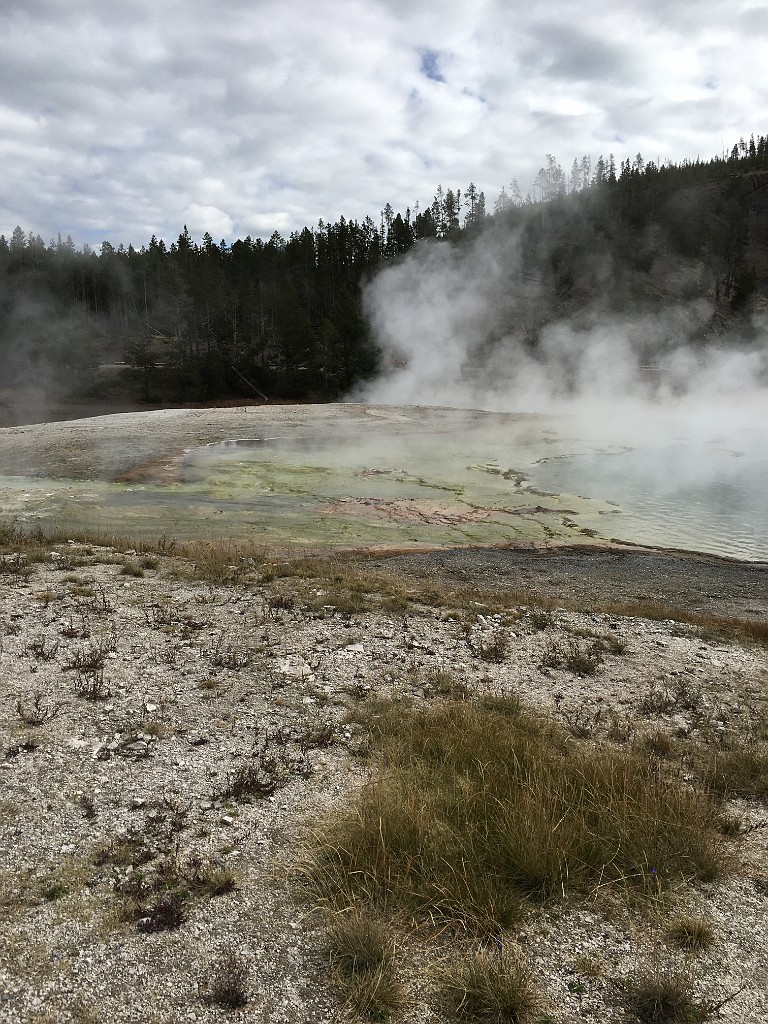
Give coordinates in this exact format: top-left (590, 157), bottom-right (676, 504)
top-left (353, 222), bottom-right (768, 434)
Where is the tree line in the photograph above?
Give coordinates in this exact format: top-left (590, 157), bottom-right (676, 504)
top-left (1, 133), bottom-right (766, 403)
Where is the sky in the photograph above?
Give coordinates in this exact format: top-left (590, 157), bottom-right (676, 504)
top-left (2, 0), bottom-right (767, 250)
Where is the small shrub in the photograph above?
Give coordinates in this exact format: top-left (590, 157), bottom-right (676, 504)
top-left (78, 794), bottom-right (97, 819)
top-left (73, 669), bottom-right (111, 700)
top-left (41, 881), bottom-right (68, 902)
top-left (528, 609), bottom-right (553, 631)
top-left (25, 636), bottom-right (60, 661)
top-left (442, 946), bottom-right (541, 1023)
top-left (64, 635), bottom-right (116, 673)
top-left (217, 739), bottom-right (297, 800)
top-left (120, 558), bottom-right (144, 577)
top-left (16, 690), bottom-right (60, 726)
top-left (475, 628), bottom-right (509, 663)
top-left (541, 638), bottom-right (603, 676)
top-left (203, 946), bottom-right (250, 1009)
top-left (209, 634), bottom-right (254, 670)
top-left (135, 891), bottom-right (188, 933)
top-left (296, 720), bottom-right (336, 752)
top-left (561, 706), bottom-right (601, 739)
top-left (639, 687), bottom-right (677, 716)
top-left (85, 585), bottom-right (114, 614)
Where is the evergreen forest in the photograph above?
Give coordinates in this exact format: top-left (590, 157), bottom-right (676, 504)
top-left (1, 135), bottom-right (767, 406)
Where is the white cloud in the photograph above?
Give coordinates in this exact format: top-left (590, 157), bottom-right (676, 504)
top-left (182, 204), bottom-right (234, 240)
top-left (1, 0), bottom-right (766, 247)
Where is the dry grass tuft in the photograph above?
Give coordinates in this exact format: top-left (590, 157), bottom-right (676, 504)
top-left (621, 962), bottom-right (718, 1023)
top-left (665, 915), bottom-right (715, 951)
top-left (308, 697), bottom-right (725, 932)
top-left (442, 945), bottom-right (542, 1023)
top-left (327, 911), bottom-right (404, 1021)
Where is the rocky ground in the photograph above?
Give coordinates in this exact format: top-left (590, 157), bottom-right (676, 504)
top-left (0, 540), bottom-right (766, 1023)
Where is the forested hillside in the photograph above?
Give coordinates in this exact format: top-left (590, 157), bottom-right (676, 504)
top-left (1, 135), bottom-right (767, 405)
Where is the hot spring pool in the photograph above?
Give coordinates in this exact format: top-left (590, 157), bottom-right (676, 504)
top-left (0, 405), bottom-right (765, 560)
top-left (528, 426), bottom-right (768, 561)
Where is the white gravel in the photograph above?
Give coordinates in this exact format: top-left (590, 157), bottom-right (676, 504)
top-left (0, 544), bottom-right (766, 1023)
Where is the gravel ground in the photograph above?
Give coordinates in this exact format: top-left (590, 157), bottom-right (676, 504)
top-left (0, 543), bottom-right (767, 1024)
top-left (383, 546), bottom-right (768, 624)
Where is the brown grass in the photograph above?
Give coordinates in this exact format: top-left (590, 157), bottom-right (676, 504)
top-left (307, 697), bottom-right (725, 932)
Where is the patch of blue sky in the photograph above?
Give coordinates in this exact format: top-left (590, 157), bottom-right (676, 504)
top-left (419, 48), bottom-right (445, 83)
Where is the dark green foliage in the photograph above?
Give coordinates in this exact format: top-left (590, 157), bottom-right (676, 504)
top-left (1, 134), bottom-right (766, 403)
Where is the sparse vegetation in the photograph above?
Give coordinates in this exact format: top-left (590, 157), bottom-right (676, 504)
top-left (621, 962), bottom-right (717, 1023)
top-left (209, 633), bottom-right (255, 670)
top-left (541, 636), bottom-right (604, 675)
top-left (15, 690), bottom-right (60, 726)
top-left (694, 740), bottom-right (768, 799)
top-left (474, 627), bottom-right (509, 663)
top-left (0, 526), bottom-right (765, 1024)
top-left (202, 946), bottom-right (250, 1009)
top-left (64, 634), bottom-right (116, 673)
top-left (216, 738), bottom-right (301, 800)
top-left (119, 558), bottom-right (145, 577)
top-left (666, 915), bottom-right (715, 951)
top-left (73, 668), bottom-right (111, 700)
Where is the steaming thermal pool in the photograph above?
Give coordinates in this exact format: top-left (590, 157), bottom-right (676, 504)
top-left (0, 405), bottom-right (765, 560)
top-left (528, 425), bottom-right (768, 561)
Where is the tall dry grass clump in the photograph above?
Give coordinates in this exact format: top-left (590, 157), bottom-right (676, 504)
top-left (308, 696), bottom-right (724, 932)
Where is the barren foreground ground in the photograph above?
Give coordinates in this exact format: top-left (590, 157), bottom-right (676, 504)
top-left (0, 537), bottom-right (767, 1024)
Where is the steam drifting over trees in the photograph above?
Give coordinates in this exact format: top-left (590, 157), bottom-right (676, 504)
top-left (0, 137), bottom-right (767, 405)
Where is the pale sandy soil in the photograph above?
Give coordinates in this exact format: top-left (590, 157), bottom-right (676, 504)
top-left (0, 542), bottom-right (766, 1024)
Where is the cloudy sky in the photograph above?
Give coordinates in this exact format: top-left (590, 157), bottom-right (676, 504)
top-left (3, 0), bottom-right (767, 249)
